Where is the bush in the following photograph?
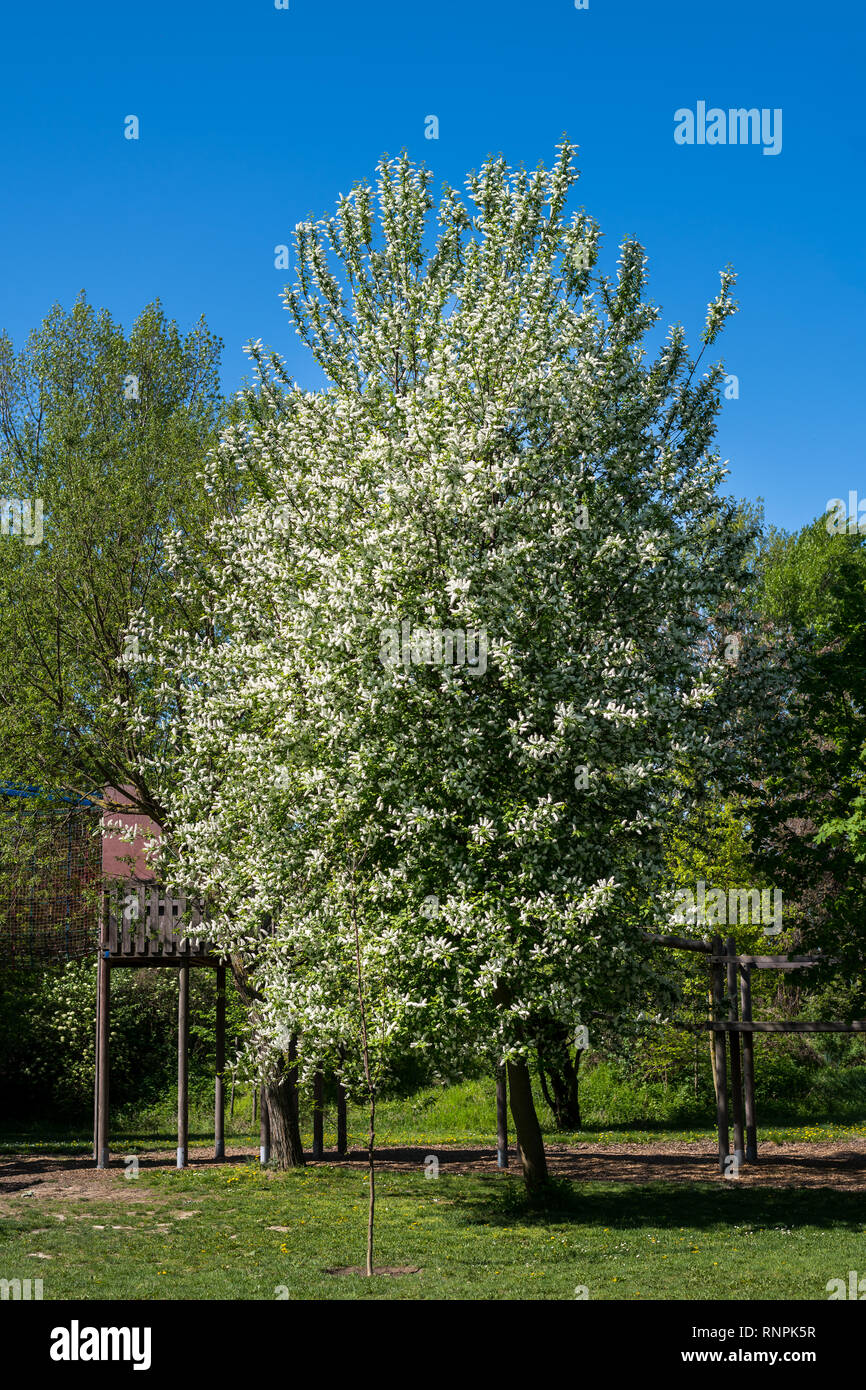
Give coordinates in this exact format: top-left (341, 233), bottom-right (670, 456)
top-left (0, 960), bottom-right (244, 1118)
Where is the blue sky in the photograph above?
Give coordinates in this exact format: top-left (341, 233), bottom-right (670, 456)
top-left (1, 0), bottom-right (863, 533)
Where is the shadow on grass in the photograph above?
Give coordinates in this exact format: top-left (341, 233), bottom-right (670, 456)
top-left (458, 1174), bottom-right (866, 1234)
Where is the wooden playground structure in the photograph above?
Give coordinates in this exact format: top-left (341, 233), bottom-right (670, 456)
top-left (93, 884), bottom-right (349, 1171)
top-left (86, 917), bottom-right (866, 1176)
top-left (648, 931), bottom-right (866, 1173)
top-left (94, 886), bottom-right (221, 1170)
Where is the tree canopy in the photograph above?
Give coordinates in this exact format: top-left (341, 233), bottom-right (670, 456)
top-left (122, 142), bottom-right (787, 1193)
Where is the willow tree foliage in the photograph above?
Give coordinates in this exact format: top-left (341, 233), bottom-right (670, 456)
top-left (127, 142), bottom-right (780, 1202)
top-left (0, 294), bottom-right (226, 823)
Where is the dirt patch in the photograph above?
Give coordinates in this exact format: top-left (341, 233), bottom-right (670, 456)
top-left (0, 1147), bottom-right (258, 1210)
top-left (2, 1137), bottom-right (866, 1210)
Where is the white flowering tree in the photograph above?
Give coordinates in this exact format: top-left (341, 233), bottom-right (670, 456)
top-left (126, 142), bottom-right (776, 1224)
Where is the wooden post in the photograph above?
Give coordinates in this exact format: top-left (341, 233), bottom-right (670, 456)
top-left (93, 947), bottom-right (102, 1162)
top-left (336, 1071), bottom-right (348, 1157)
top-left (259, 1084), bottom-right (271, 1165)
top-left (313, 1069), bottom-right (324, 1159)
top-left (96, 946), bottom-right (110, 1169)
top-left (496, 1063), bottom-right (508, 1168)
top-left (177, 962), bottom-right (189, 1169)
top-left (726, 935), bottom-right (745, 1169)
top-left (214, 964), bottom-right (225, 1160)
top-left (739, 963), bottom-right (758, 1161)
top-left (710, 934), bottom-right (729, 1174)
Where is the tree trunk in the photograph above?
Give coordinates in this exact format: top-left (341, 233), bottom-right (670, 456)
top-left (262, 1044), bottom-right (305, 1167)
top-left (537, 1046), bottom-right (556, 1117)
top-left (506, 1058), bottom-right (548, 1189)
top-left (229, 954), bottom-right (305, 1168)
top-left (537, 1030), bottom-right (582, 1130)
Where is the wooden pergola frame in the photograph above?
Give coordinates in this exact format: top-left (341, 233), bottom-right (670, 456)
top-left (647, 931), bottom-right (866, 1173)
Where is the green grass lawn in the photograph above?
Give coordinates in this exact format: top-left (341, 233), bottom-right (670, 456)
top-left (3, 1075), bottom-right (866, 1154)
top-left (4, 1072), bottom-right (865, 1301)
top-left (2, 1163), bottom-right (864, 1301)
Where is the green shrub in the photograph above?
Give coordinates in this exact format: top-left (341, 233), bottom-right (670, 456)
top-left (0, 960), bottom-right (244, 1118)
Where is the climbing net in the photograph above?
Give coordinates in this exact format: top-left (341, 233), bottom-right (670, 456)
top-left (0, 793), bottom-right (102, 964)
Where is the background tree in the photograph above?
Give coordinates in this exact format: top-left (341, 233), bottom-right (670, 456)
top-left (0, 292), bottom-right (226, 824)
top-left (752, 515), bottom-right (866, 991)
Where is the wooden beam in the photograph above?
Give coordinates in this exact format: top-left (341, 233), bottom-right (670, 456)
top-left (107, 888), bottom-right (119, 954)
top-left (336, 1051), bottom-right (347, 1157)
top-left (93, 944), bottom-right (102, 1162)
top-left (642, 931), bottom-right (712, 953)
top-left (214, 964), bottom-right (225, 1161)
top-left (706, 1020), bottom-right (866, 1033)
top-left (709, 955), bottom-right (826, 970)
top-left (96, 939), bottom-right (110, 1169)
top-left (135, 885), bottom-right (146, 955)
top-left (177, 962), bottom-right (189, 1168)
top-left (101, 957), bottom-right (219, 968)
top-left (739, 964), bottom-right (758, 1162)
top-left (710, 935), bottom-right (729, 1173)
top-left (727, 936), bottom-right (745, 1167)
top-left (647, 932), bottom-right (835, 970)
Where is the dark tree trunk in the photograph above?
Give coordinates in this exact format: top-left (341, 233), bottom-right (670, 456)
top-left (537, 1028), bottom-right (582, 1130)
top-left (229, 954), bottom-right (305, 1169)
top-left (262, 1046), bottom-right (305, 1168)
top-left (494, 980), bottom-right (549, 1190)
top-left (506, 1058), bottom-right (548, 1189)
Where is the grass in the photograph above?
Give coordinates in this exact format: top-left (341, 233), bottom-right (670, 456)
top-left (1, 1163), bottom-right (864, 1300)
top-left (3, 1072), bottom-right (865, 1301)
top-left (3, 1075), bottom-right (866, 1153)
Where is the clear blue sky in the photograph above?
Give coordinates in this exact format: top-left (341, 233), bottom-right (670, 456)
top-left (2, 0), bottom-right (863, 533)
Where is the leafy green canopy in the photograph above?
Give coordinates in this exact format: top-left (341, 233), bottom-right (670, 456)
top-left (752, 517), bottom-right (866, 978)
top-left (0, 294), bottom-right (227, 823)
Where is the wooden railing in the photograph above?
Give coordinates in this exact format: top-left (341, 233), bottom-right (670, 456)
top-left (102, 886), bottom-right (213, 958)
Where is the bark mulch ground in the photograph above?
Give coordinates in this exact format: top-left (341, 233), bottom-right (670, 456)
top-left (2, 1138), bottom-right (866, 1210)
